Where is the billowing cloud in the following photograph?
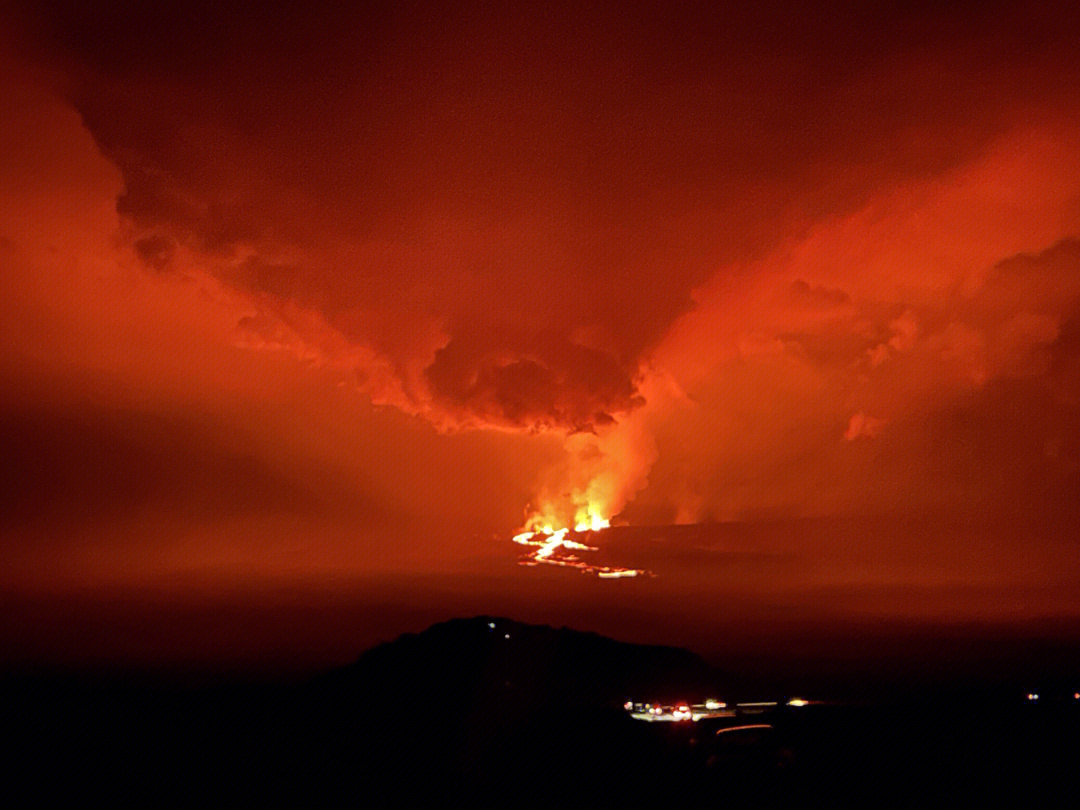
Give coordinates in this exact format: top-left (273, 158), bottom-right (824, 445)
top-left (844, 413), bottom-right (886, 441)
top-left (4, 2), bottom-right (1080, 666)
top-left (17, 1), bottom-right (1080, 439)
top-left (638, 138), bottom-right (1080, 523)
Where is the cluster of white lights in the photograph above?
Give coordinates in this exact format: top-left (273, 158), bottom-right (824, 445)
top-left (625, 697), bottom-right (810, 723)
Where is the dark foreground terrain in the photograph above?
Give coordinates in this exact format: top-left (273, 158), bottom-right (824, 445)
top-left (3, 617), bottom-right (1079, 807)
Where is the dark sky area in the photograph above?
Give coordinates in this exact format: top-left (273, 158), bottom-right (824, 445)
top-left (2, 1), bottom-right (1080, 674)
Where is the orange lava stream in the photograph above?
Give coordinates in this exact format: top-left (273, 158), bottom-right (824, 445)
top-left (511, 526), bottom-right (649, 578)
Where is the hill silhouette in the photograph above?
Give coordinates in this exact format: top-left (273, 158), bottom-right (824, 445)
top-left (301, 616), bottom-right (726, 803)
top-left (324, 615), bottom-right (717, 705)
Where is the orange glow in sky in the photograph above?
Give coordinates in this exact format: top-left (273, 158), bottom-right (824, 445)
top-left (3, 1), bottom-right (1080, 671)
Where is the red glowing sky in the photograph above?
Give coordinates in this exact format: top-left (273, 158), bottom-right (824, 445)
top-left (3, 2), bottom-right (1080, 670)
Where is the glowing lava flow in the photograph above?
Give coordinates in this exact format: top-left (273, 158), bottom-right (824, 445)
top-left (511, 523), bottom-right (648, 578)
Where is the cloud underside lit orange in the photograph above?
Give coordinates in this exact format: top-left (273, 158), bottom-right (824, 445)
top-left (2, 1), bottom-right (1080, 666)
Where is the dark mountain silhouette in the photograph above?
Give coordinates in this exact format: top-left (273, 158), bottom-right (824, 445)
top-left (299, 616), bottom-right (727, 803)
top-left (322, 614), bottom-right (718, 706)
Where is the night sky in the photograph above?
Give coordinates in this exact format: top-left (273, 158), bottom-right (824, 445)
top-left (3, 1), bottom-right (1080, 673)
